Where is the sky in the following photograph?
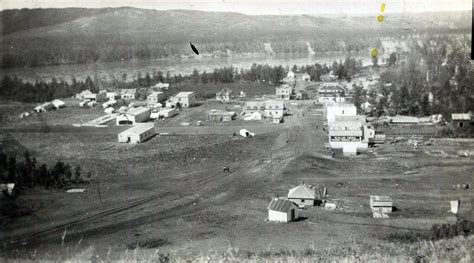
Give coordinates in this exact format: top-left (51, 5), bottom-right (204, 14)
top-left (0, 0), bottom-right (471, 15)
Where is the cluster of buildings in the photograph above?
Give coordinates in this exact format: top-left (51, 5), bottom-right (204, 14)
top-left (242, 100), bottom-right (286, 123)
top-left (20, 99), bottom-right (66, 118)
top-left (268, 184), bottom-right (318, 223)
top-left (267, 184), bottom-right (396, 222)
top-left (317, 83), bottom-right (347, 104)
top-left (326, 102), bottom-right (384, 156)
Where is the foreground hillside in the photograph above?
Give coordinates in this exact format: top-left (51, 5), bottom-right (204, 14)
top-left (3, 235), bottom-right (472, 262)
top-left (0, 8), bottom-right (471, 68)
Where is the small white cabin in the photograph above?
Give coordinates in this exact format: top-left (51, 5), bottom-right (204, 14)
top-left (267, 198), bottom-right (299, 223)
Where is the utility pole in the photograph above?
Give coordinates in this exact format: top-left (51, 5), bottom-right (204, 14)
top-left (96, 173), bottom-right (103, 204)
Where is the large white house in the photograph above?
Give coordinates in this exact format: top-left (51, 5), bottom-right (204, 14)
top-left (276, 85), bottom-right (293, 100)
top-left (147, 91), bottom-right (166, 107)
top-left (244, 101), bottom-right (286, 123)
top-left (116, 107), bottom-right (150, 125)
top-left (327, 115), bottom-right (375, 154)
top-left (166, 92), bottom-right (195, 108)
top-left (121, 89), bottom-right (138, 100)
top-left (84, 91), bottom-right (107, 102)
top-left (318, 83), bottom-right (347, 104)
top-left (216, 88), bottom-right (232, 102)
top-left (267, 198), bottom-right (299, 223)
top-left (118, 123), bottom-right (155, 144)
top-left (326, 103), bottom-right (357, 123)
top-left (154, 82), bottom-right (170, 91)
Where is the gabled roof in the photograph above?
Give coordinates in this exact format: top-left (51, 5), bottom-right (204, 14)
top-left (121, 88), bottom-right (137, 95)
top-left (288, 184), bottom-right (316, 199)
top-left (267, 198), bottom-right (296, 212)
top-left (154, 82), bottom-right (170, 88)
top-left (126, 106), bottom-right (149, 115)
top-left (451, 113), bottom-right (471, 121)
top-left (175, 92), bottom-right (194, 97)
top-left (149, 91), bottom-right (164, 97)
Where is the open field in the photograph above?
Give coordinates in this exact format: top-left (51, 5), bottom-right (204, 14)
top-left (1, 99), bottom-right (473, 261)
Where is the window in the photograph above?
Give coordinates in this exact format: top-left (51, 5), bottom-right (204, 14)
top-left (301, 199), bottom-right (305, 203)
top-left (459, 122), bottom-right (464, 128)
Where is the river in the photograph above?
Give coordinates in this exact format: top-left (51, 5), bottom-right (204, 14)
top-left (1, 53), bottom-right (372, 83)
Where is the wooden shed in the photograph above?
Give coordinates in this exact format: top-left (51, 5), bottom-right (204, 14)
top-left (370, 195), bottom-right (393, 213)
top-left (267, 198), bottom-right (299, 223)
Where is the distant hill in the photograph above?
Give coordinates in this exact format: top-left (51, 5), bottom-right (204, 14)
top-left (0, 7), bottom-right (470, 68)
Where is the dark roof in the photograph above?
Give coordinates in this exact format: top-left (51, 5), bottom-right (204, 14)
top-left (267, 198), bottom-right (296, 212)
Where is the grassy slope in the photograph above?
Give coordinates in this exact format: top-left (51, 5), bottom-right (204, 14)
top-left (2, 235), bottom-right (472, 261)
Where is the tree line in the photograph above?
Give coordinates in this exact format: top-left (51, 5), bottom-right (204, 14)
top-left (352, 38), bottom-right (472, 119)
top-left (0, 57), bottom-right (363, 103)
top-left (0, 151), bottom-right (90, 193)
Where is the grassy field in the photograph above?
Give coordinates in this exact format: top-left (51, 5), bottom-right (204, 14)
top-left (1, 99), bottom-right (473, 261)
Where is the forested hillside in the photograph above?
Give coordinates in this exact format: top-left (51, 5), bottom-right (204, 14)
top-left (0, 7), bottom-right (471, 68)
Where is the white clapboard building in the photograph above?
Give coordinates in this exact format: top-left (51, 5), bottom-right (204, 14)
top-left (118, 123), bottom-right (155, 144)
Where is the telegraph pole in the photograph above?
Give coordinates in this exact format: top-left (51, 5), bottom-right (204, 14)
top-left (96, 173), bottom-right (103, 203)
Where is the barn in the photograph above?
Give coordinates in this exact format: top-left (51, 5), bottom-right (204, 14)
top-left (116, 107), bottom-right (150, 125)
top-left (118, 123), bottom-right (155, 144)
top-left (287, 184), bottom-right (317, 208)
top-left (267, 198), bottom-right (299, 223)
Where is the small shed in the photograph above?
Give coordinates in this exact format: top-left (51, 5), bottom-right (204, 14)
top-left (370, 195), bottom-right (393, 213)
top-left (243, 111), bottom-right (263, 121)
top-left (451, 113), bottom-right (471, 128)
top-left (0, 183), bottom-right (15, 197)
top-left (296, 91), bottom-right (309, 100)
top-left (118, 123), bottom-right (155, 144)
top-left (267, 198), bottom-right (299, 223)
top-left (287, 184), bottom-right (317, 207)
top-left (34, 102), bottom-right (54, 113)
top-left (51, 99), bottom-right (66, 109)
top-left (19, 112), bottom-right (30, 118)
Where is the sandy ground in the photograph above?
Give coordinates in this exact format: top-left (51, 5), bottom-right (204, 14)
top-left (1, 97), bottom-right (473, 259)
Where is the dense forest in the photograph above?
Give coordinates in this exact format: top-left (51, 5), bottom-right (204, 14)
top-left (353, 47), bottom-right (473, 119)
top-left (0, 151), bottom-right (89, 191)
top-left (0, 8), bottom-right (470, 68)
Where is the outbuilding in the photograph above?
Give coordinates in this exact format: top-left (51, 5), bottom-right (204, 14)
top-left (118, 123), bottom-right (155, 144)
top-left (51, 99), bottom-right (66, 109)
top-left (296, 91), bottom-right (309, 100)
top-left (287, 184), bottom-right (317, 208)
top-left (267, 198), bottom-right (299, 223)
top-left (243, 111), bottom-right (264, 121)
top-left (216, 88), bottom-right (232, 102)
top-left (34, 102), bottom-right (54, 113)
top-left (451, 113), bottom-right (472, 129)
top-left (370, 195), bottom-right (393, 213)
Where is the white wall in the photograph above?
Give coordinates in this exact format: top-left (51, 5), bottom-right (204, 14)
top-left (326, 105), bottom-right (357, 122)
top-left (268, 210), bottom-right (289, 222)
top-left (329, 141), bottom-right (368, 150)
